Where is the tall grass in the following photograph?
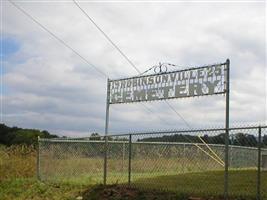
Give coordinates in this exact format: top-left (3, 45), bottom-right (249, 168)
top-left (0, 145), bottom-right (36, 180)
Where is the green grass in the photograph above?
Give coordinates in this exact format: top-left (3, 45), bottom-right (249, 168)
top-left (0, 145), bottom-right (88, 200)
top-left (1, 170), bottom-right (265, 200)
top-left (133, 170), bottom-right (267, 199)
top-left (0, 178), bottom-right (89, 200)
top-left (37, 170), bottom-right (267, 199)
top-left (1, 145), bottom-right (266, 199)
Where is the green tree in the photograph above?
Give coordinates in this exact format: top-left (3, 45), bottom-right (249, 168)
top-left (89, 133), bottom-right (101, 140)
top-left (0, 123), bottom-right (58, 146)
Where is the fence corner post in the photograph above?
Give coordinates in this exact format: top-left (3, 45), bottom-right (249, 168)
top-left (128, 134), bottom-right (132, 185)
top-left (257, 126), bottom-right (262, 200)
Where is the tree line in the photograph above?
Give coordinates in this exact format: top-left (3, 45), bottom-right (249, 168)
top-left (0, 124), bottom-right (58, 146)
top-left (1, 123), bottom-right (267, 147)
top-left (89, 132), bottom-right (267, 147)
top-left (139, 132), bottom-right (267, 147)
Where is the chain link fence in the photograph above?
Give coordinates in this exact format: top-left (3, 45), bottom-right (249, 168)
top-left (38, 126), bottom-right (267, 199)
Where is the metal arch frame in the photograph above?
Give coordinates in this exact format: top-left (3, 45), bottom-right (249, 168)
top-left (153, 63), bottom-right (168, 74)
top-left (108, 62), bottom-right (227, 82)
top-left (108, 62), bottom-right (227, 105)
top-left (104, 59), bottom-right (230, 196)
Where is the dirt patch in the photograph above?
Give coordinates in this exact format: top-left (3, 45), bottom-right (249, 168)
top-left (81, 185), bottom-right (252, 200)
top-left (82, 184), bottom-right (188, 200)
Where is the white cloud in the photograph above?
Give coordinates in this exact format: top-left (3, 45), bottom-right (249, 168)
top-left (2, 1), bottom-right (266, 136)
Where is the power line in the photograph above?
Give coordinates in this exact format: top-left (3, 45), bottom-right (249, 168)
top-left (72, 0), bottom-right (192, 129)
top-left (9, 1), bottom-right (223, 164)
top-left (9, 0), bottom-right (192, 133)
top-left (72, 0), bottom-right (180, 127)
top-left (164, 101), bottom-right (191, 128)
top-left (139, 103), bottom-right (173, 126)
top-left (70, 0), bottom-right (226, 164)
top-left (8, 0), bottom-right (171, 127)
top-left (8, 0), bottom-right (107, 79)
top-left (72, 0), bottom-right (141, 74)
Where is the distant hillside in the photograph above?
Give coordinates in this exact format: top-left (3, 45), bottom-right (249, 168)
top-left (0, 124), bottom-right (58, 146)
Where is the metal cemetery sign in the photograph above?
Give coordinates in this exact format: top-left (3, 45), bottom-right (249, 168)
top-left (104, 59), bottom-right (230, 194)
top-left (108, 64), bottom-right (227, 104)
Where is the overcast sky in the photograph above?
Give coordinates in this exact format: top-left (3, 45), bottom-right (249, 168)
top-left (1, 0), bottom-right (266, 137)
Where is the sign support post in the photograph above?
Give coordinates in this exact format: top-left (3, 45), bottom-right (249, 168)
top-left (257, 126), bottom-right (262, 200)
top-left (224, 59), bottom-right (230, 199)
top-left (104, 78), bottom-right (110, 185)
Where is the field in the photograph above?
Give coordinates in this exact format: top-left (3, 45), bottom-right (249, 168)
top-left (0, 145), bottom-right (88, 200)
top-left (1, 145), bottom-right (266, 200)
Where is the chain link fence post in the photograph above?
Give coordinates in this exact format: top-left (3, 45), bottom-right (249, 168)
top-left (128, 134), bottom-right (132, 185)
top-left (36, 136), bottom-right (40, 180)
top-left (224, 128), bottom-right (229, 200)
top-left (104, 135), bottom-right (108, 185)
top-left (257, 126), bottom-right (262, 200)
top-left (182, 143), bottom-right (185, 174)
top-left (122, 142), bottom-right (125, 172)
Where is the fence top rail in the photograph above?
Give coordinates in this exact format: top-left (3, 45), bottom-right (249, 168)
top-left (39, 125), bottom-right (267, 141)
top-left (38, 139), bottom-right (266, 151)
top-left (108, 125), bottom-right (267, 137)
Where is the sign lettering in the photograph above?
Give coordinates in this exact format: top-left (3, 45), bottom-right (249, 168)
top-left (109, 64), bottom-right (226, 104)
